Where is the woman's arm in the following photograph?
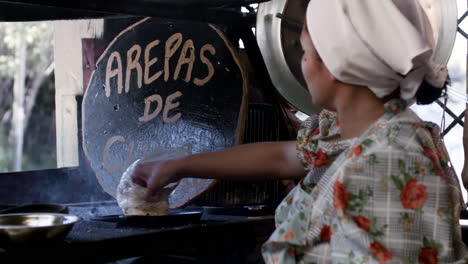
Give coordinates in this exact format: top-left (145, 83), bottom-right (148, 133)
top-left (131, 141), bottom-right (306, 196)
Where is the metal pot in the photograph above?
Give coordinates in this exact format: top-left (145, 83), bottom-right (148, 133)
top-left (256, 0), bottom-right (458, 115)
top-left (0, 213), bottom-right (80, 245)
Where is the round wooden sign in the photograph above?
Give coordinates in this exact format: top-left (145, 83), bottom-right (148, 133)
top-left (82, 18), bottom-right (247, 208)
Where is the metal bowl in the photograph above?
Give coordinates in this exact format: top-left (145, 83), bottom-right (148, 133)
top-left (0, 213), bottom-right (80, 245)
top-left (0, 204), bottom-right (69, 215)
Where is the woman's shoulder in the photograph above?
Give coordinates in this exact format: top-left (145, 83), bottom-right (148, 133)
top-left (369, 108), bottom-right (441, 152)
top-left (349, 108), bottom-right (451, 180)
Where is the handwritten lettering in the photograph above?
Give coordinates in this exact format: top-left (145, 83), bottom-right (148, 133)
top-left (102, 135), bottom-right (146, 173)
top-left (125, 44), bottom-right (143, 92)
top-left (104, 32), bottom-right (217, 98)
top-left (102, 32), bottom-right (222, 129)
top-left (164, 33), bottom-right (183, 82)
top-left (102, 134), bottom-right (194, 174)
top-left (138, 94), bottom-right (163, 122)
top-left (163, 91), bottom-right (183, 123)
top-left (174, 39), bottom-right (195, 82)
top-left (105, 51), bottom-right (123, 97)
top-left (194, 44), bottom-right (215, 86)
top-left (103, 136), bottom-right (128, 172)
top-left (144, 39), bottom-right (162, 85)
top-left (138, 91), bottom-right (183, 123)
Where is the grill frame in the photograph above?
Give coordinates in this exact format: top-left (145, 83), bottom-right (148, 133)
top-left (193, 103), bottom-right (283, 206)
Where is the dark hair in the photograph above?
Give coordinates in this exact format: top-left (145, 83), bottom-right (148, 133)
top-left (414, 77), bottom-right (449, 105)
top-left (300, 0), bottom-right (310, 8)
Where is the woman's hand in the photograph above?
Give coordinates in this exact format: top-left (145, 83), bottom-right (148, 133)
top-left (131, 160), bottom-right (181, 197)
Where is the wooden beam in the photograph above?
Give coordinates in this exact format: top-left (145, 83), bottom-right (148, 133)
top-left (53, 19), bottom-right (103, 168)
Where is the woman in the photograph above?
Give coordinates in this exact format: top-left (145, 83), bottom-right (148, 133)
top-left (131, 0), bottom-right (468, 263)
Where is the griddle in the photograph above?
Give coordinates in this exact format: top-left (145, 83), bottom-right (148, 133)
top-left (90, 209), bottom-right (203, 228)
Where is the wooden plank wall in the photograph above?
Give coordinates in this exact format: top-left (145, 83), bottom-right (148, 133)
top-left (53, 19), bottom-right (103, 168)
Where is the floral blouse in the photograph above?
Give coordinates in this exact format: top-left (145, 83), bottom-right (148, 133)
top-left (262, 99), bottom-right (468, 264)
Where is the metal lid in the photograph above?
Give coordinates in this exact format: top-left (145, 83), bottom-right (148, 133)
top-left (422, 0), bottom-right (458, 65)
top-left (256, 0), bottom-right (457, 115)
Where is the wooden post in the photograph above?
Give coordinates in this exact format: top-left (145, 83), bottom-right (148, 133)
top-left (53, 19), bottom-right (103, 168)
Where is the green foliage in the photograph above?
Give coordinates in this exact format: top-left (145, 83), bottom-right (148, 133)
top-left (0, 125), bottom-right (56, 172)
top-left (0, 22), bottom-right (53, 78)
top-left (0, 127), bottom-right (12, 172)
top-left (0, 22), bottom-right (55, 172)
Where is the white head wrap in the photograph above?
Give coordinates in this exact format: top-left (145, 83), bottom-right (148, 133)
top-left (306, 0), bottom-right (448, 101)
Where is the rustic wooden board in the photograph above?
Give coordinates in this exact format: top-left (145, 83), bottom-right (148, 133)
top-left (82, 18), bottom-right (248, 208)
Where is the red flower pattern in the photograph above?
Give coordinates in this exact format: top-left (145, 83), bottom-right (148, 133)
top-left (434, 167), bottom-right (444, 178)
top-left (423, 146), bottom-right (438, 164)
top-left (319, 225), bottom-right (332, 242)
top-left (287, 247), bottom-right (296, 258)
top-left (400, 178), bottom-right (428, 210)
top-left (309, 128), bottom-right (320, 139)
top-left (423, 146), bottom-right (445, 178)
top-left (419, 247), bottom-right (438, 264)
top-left (271, 256), bottom-right (279, 264)
top-left (303, 149), bottom-right (330, 168)
top-left (303, 150), bottom-right (315, 165)
top-left (370, 241), bottom-right (393, 264)
top-left (333, 181), bottom-right (349, 211)
top-left (348, 145), bottom-right (362, 158)
top-left (314, 149), bottom-right (330, 167)
top-left (353, 215), bottom-right (371, 232)
top-left (282, 230), bottom-right (296, 241)
top-left (268, 100), bottom-right (451, 262)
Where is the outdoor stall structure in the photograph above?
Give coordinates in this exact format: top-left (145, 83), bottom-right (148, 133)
top-left (0, 0), bottom-right (467, 263)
